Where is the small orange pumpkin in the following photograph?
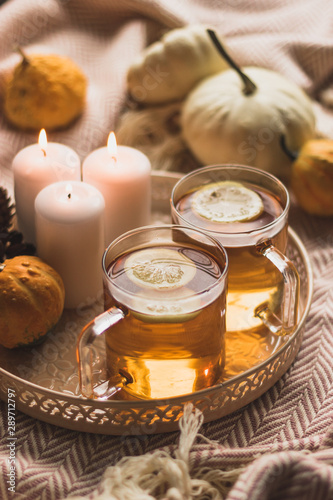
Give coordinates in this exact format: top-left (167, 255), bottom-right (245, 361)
top-left (291, 139), bottom-right (333, 216)
top-left (0, 256), bottom-right (65, 348)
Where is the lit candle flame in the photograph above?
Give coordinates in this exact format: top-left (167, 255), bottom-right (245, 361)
top-left (38, 129), bottom-right (47, 157)
top-left (107, 132), bottom-right (117, 162)
top-left (66, 183), bottom-right (73, 200)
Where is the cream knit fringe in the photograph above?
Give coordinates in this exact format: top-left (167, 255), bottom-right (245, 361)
top-left (115, 102), bottom-right (199, 174)
top-left (68, 404), bottom-right (243, 500)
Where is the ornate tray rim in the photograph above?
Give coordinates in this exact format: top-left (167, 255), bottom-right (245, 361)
top-left (0, 171), bottom-right (314, 432)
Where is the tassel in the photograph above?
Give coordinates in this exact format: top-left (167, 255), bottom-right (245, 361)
top-left (66, 404), bottom-right (243, 500)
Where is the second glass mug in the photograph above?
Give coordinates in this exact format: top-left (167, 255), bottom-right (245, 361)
top-left (171, 165), bottom-right (300, 336)
top-left (77, 225), bottom-right (228, 400)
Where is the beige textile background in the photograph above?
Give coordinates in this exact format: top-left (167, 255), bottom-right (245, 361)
top-left (0, 1), bottom-right (333, 499)
top-left (1, 0), bottom-right (333, 193)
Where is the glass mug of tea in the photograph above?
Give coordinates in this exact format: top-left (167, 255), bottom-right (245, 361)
top-left (77, 225), bottom-right (228, 400)
top-left (171, 165), bottom-right (300, 336)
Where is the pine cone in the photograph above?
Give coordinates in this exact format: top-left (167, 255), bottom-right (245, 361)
top-left (0, 229), bottom-right (36, 263)
top-left (0, 189), bottom-right (36, 262)
top-left (0, 186), bottom-right (15, 231)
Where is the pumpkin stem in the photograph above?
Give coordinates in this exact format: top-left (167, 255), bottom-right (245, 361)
top-left (280, 135), bottom-right (299, 161)
top-left (14, 45), bottom-right (30, 65)
top-left (207, 29), bottom-right (257, 96)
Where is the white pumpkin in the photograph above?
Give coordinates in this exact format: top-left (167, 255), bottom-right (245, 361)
top-left (181, 66), bottom-right (316, 179)
top-left (127, 25), bottom-right (230, 105)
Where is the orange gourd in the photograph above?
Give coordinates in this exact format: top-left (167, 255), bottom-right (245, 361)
top-left (0, 256), bottom-right (65, 348)
top-left (291, 139), bottom-right (333, 216)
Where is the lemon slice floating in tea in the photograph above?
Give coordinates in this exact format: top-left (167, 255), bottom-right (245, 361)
top-left (131, 288), bottom-right (201, 323)
top-left (192, 181), bottom-right (264, 223)
top-left (124, 248), bottom-right (196, 290)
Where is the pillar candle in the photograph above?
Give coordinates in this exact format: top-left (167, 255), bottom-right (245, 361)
top-left (82, 132), bottom-right (151, 246)
top-left (12, 129), bottom-right (81, 244)
top-left (35, 181), bottom-right (105, 309)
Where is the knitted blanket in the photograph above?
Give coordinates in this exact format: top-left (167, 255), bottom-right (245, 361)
top-left (0, 1), bottom-right (333, 499)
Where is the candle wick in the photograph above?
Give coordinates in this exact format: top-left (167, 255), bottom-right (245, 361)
top-left (111, 156), bottom-right (117, 163)
top-left (41, 149), bottom-right (46, 157)
top-left (68, 193), bottom-right (72, 199)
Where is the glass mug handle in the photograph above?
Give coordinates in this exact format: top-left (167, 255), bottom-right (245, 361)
top-left (77, 308), bottom-right (133, 399)
top-left (255, 241), bottom-right (300, 336)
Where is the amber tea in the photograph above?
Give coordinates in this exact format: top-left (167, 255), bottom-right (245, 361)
top-left (104, 243), bottom-right (226, 399)
top-left (171, 166), bottom-right (299, 336)
top-left (77, 226), bottom-right (228, 401)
